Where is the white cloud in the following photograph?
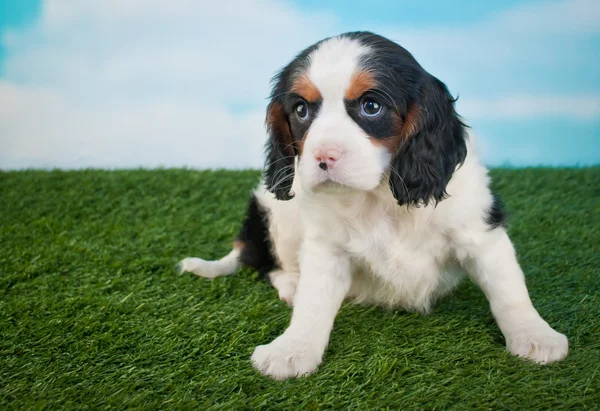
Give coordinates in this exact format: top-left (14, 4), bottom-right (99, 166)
top-left (0, 0), bottom-right (598, 169)
top-left (458, 94), bottom-right (600, 120)
top-left (381, 0), bottom-right (600, 96)
top-left (492, 0), bottom-right (600, 34)
top-left (0, 0), bottom-right (339, 169)
top-left (0, 80), bottom-right (268, 169)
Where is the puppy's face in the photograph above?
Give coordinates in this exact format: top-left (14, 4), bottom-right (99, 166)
top-left (264, 32), bottom-right (467, 206)
top-left (282, 38), bottom-right (392, 193)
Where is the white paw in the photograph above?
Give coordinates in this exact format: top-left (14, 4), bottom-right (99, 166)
top-left (505, 323), bottom-right (568, 364)
top-left (269, 271), bottom-right (299, 306)
top-left (251, 335), bottom-right (322, 380)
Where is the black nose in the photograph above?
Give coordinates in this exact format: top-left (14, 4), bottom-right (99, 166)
top-left (319, 162), bottom-right (328, 171)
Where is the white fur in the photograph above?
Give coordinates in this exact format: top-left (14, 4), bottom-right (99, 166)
top-left (175, 249), bottom-right (240, 278)
top-left (268, 270), bottom-right (299, 306)
top-left (182, 36), bottom-right (568, 380)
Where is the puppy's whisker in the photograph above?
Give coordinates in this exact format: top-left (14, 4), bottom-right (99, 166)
top-left (371, 88), bottom-right (398, 112)
top-left (270, 164), bottom-right (295, 182)
top-left (268, 91), bottom-right (293, 101)
top-left (270, 164), bottom-right (295, 184)
top-left (282, 141), bottom-right (298, 153)
top-left (270, 174), bottom-right (294, 193)
top-left (265, 156), bottom-right (295, 169)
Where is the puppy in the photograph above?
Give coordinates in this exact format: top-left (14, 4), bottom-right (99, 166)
top-left (177, 31), bottom-right (568, 380)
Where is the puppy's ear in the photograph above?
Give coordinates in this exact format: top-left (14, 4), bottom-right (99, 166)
top-left (263, 100), bottom-right (296, 200)
top-left (389, 77), bottom-right (467, 206)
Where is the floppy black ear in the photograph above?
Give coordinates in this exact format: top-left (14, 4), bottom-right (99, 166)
top-left (263, 100), bottom-right (296, 201)
top-left (389, 76), bottom-right (467, 206)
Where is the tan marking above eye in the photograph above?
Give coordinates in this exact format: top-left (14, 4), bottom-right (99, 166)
top-left (291, 74), bottom-right (322, 102)
top-left (345, 71), bottom-right (377, 101)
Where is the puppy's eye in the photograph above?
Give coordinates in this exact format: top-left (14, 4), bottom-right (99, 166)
top-left (361, 98), bottom-right (382, 117)
top-left (295, 102), bottom-right (309, 121)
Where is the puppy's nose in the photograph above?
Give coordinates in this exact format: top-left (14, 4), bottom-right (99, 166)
top-left (313, 147), bottom-right (342, 170)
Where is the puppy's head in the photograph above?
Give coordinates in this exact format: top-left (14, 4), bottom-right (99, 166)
top-left (263, 31), bottom-right (467, 206)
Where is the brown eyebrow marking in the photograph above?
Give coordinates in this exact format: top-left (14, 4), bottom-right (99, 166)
top-left (291, 74), bottom-right (322, 102)
top-left (345, 70), bottom-right (377, 101)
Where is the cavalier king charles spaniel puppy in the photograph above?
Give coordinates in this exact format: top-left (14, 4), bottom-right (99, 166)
top-left (177, 31), bottom-right (568, 380)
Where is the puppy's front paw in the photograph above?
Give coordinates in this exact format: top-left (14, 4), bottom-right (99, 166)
top-left (505, 322), bottom-right (568, 364)
top-left (251, 335), bottom-right (322, 380)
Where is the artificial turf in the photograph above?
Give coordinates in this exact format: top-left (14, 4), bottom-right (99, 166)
top-left (0, 167), bottom-right (599, 410)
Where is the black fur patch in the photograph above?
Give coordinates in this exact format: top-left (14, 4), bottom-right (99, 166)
top-left (286, 95), bottom-right (322, 142)
top-left (387, 78), bottom-right (468, 207)
top-left (344, 91), bottom-right (396, 139)
top-left (486, 192), bottom-right (507, 229)
top-left (236, 195), bottom-right (278, 281)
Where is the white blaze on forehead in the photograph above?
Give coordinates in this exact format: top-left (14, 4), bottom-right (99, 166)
top-left (297, 36), bottom-right (389, 194)
top-left (306, 36), bottom-right (370, 103)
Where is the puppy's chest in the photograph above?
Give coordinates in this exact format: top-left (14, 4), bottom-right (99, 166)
top-left (344, 214), bottom-right (446, 276)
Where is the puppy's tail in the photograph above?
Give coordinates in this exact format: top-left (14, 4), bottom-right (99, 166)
top-left (175, 247), bottom-right (241, 279)
top-left (175, 193), bottom-right (276, 280)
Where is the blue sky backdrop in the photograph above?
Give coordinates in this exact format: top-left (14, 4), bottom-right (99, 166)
top-left (0, 0), bottom-right (598, 169)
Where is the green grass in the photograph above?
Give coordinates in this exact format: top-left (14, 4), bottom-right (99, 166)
top-left (1, 168), bottom-right (599, 410)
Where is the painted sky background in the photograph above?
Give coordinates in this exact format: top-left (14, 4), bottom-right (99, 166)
top-left (0, 0), bottom-right (598, 170)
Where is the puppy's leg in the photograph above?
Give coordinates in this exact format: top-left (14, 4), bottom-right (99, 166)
top-left (462, 228), bottom-right (568, 364)
top-left (252, 241), bottom-right (351, 380)
top-left (268, 270), bottom-right (299, 306)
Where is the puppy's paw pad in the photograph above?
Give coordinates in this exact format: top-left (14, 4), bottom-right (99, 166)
top-left (251, 336), bottom-right (321, 380)
top-left (507, 325), bottom-right (568, 364)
